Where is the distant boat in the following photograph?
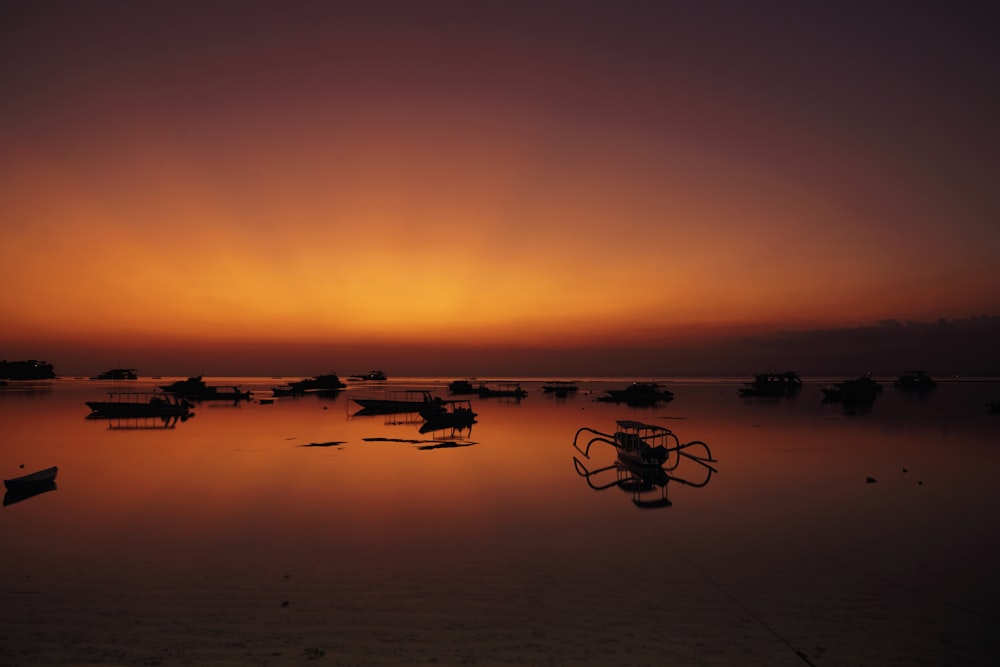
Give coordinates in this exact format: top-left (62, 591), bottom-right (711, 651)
top-left (597, 382), bottom-right (673, 406)
top-left (478, 382), bottom-right (528, 399)
top-left (448, 379), bottom-right (478, 395)
top-left (894, 370), bottom-right (937, 392)
top-left (0, 359), bottom-right (56, 380)
top-left (542, 381), bottom-right (579, 397)
top-left (348, 369), bottom-right (387, 381)
top-left (86, 392), bottom-right (194, 418)
top-left (91, 368), bottom-right (138, 380)
top-left (4, 465), bottom-right (58, 491)
top-left (987, 400), bottom-right (1000, 415)
top-left (738, 372), bottom-right (802, 398)
top-left (352, 390), bottom-right (441, 414)
top-left (159, 376), bottom-right (251, 402)
top-left (273, 373), bottom-right (347, 396)
top-left (419, 399), bottom-right (477, 433)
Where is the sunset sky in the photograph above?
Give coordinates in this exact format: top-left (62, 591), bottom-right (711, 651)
top-left (2, 1), bottom-right (998, 376)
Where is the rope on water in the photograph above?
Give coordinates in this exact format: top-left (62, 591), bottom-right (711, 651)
top-left (684, 555), bottom-right (818, 667)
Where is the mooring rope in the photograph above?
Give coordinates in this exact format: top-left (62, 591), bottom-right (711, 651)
top-left (683, 554), bottom-right (818, 667)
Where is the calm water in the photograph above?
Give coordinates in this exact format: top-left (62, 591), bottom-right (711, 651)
top-left (2, 377), bottom-right (999, 665)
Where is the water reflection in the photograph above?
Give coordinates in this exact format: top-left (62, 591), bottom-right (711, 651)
top-left (3, 465), bottom-right (59, 507)
top-left (572, 419), bottom-right (717, 509)
top-left (3, 480), bottom-right (57, 506)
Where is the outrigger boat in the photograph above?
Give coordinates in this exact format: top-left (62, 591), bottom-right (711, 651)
top-left (352, 390), bottom-right (442, 415)
top-left (86, 392), bottom-right (194, 418)
top-left (542, 381), bottom-right (579, 397)
top-left (572, 420), bottom-right (716, 508)
top-left (419, 399), bottom-right (477, 433)
top-left (477, 382), bottom-right (527, 399)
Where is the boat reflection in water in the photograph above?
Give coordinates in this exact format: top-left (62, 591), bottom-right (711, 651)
top-left (3, 466), bottom-right (58, 507)
top-left (572, 420), bottom-right (717, 509)
top-left (418, 399), bottom-right (477, 437)
top-left (85, 392), bottom-right (195, 429)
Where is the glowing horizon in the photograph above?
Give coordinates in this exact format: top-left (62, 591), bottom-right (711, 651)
top-left (2, 2), bottom-right (998, 374)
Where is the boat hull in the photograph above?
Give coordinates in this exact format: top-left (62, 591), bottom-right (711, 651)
top-left (4, 466), bottom-right (58, 491)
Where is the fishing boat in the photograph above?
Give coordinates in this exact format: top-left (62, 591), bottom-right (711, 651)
top-left (419, 399), bottom-right (477, 432)
top-left (4, 466), bottom-right (58, 491)
top-left (477, 382), bottom-right (528, 398)
top-left (352, 390), bottom-right (442, 414)
top-left (597, 382), bottom-right (673, 406)
top-left (542, 381), bottom-right (579, 396)
top-left (738, 372), bottom-right (802, 398)
top-left (91, 368), bottom-right (138, 380)
top-left (572, 421), bottom-right (716, 509)
top-left (159, 376), bottom-right (252, 401)
top-left (448, 379), bottom-right (478, 394)
top-left (277, 373), bottom-right (347, 394)
top-left (86, 392), bottom-right (194, 418)
top-left (0, 359), bottom-right (56, 380)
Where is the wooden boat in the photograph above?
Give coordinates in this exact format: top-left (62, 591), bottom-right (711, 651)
top-left (572, 421), bottom-right (716, 509)
top-left (738, 372), bottom-right (802, 398)
top-left (419, 399), bottom-right (477, 432)
top-left (543, 381), bottom-right (579, 396)
top-left (597, 382), bottom-right (673, 406)
top-left (159, 376), bottom-right (251, 401)
top-left (86, 392), bottom-right (194, 418)
top-left (448, 379), bottom-right (478, 394)
top-left (91, 368), bottom-right (138, 380)
top-left (352, 390), bottom-right (441, 414)
top-left (4, 466), bottom-right (58, 491)
top-left (275, 373), bottom-right (346, 395)
top-left (477, 382), bottom-right (527, 398)
top-left (0, 359), bottom-right (56, 380)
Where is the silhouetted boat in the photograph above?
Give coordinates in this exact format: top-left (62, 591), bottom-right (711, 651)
top-left (573, 421), bottom-right (716, 509)
top-left (0, 359), bottom-right (56, 380)
top-left (894, 370), bottom-right (937, 391)
top-left (448, 379), bottom-right (478, 394)
top-left (419, 399), bottom-right (477, 432)
top-left (352, 390), bottom-right (441, 414)
top-left (987, 400), bottom-right (1000, 414)
top-left (597, 382), bottom-right (673, 406)
top-left (478, 382), bottom-right (527, 399)
top-left (273, 373), bottom-right (346, 396)
top-left (91, 368), bottom-right (138, 380)
top-left (543, 381), bottom-right (579, 396)
top-left (160, 376), bottom-right (252, 401)
top-left (738, 372), bottom-right (802, 397)
top-left (86, 392), bottom-right (194, 418)
top-left (4, 466), bottom-right (58, 491)
top-left (348, 369), bottom-right (387, 381)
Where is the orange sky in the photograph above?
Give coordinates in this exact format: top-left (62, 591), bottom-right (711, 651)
top-left (2, 1), bottom-right (998, 375)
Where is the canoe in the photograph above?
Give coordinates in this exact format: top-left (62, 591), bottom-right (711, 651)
top-left (4, 465), bottom-right (58, 491)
